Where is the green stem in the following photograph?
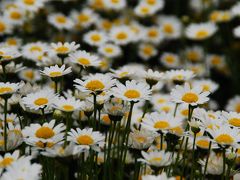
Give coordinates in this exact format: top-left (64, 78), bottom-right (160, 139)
top-left (4, 98), bottom-right (8, 151)
top-left (203, 141), bottom-right (212, 180)
top-left (222, 148), bottom-right (226, 180)
top-left (93, 94), bottom-right (97, 130)
top-left (190, 133), bottom-right (197, 180)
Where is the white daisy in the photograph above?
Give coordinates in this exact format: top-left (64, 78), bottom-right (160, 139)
top-left (22, 119), bottom-right (65, 149)
top-left (0, 150), bottom-right (20, 168)
top-left (192, 79), bottom-right (219, 93)
top-left (40, 64), bottom-right (72, 79)
top-left (74, 73), bottom-right (115, 94)
top-left (3, 7), bottom-right (25, 25)
top-left (103, 0), bottom-right (126, 10)
top-left (0, 82), bottom-right (23, 96)
top-left (226, 95), bottom-right (240, 113)
top-left (160, 52), bottom-right (180, 68)
top-left (98, 43), bottom-right (121, 58)
top-left (53, 96), bottom-right (83, 112)
top-left (17, 0), bottom-right (44, 12)
top-left (143, 26), bottom-right (163, 44)
top-left (184, 46), bottom-right (204, 63)
top-left (111, 80), bottom-right (151, 102)
top-left (51, 42), bottom-right (80, 55)
top-left (0, 17), bottom-right (13, 35)
top-left (67, 128), bottom-right (105, 151)
top-left (83, 30), bottom-right (108, 47)
top-left (18, 68), bottom-right (41, 83)
top-left (185, 22), bottom-right (217, 40)
top-left (164, 69), bottom-right (195, 84)
top-left (68, 50), bottom-right (100, 68)
top-left (48, 13), bottom-right (74, 30)
top-left (138, 43), bottom-right (157, 61)
top-left (110, 26), bottom-right (135, 45)
top-left (21, 88), bottom-right (57, 110)
top-left (170, 83), bottom-right (210, 106)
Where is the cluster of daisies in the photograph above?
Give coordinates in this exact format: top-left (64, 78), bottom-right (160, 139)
top-left (0, 0), bottom-right (240, 180)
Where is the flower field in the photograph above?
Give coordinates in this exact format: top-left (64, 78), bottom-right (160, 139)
top-left (1, 0), bottom-right (240, 179)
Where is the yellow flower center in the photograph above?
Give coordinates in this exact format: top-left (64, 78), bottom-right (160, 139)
top-left (0, 22), bottom-right (6, 32)
top-left (25, 71), bottom-right (34, 79)
top-left (0, 87), bottom-right (13, 94)
top-left (182, 92), bottom-right (199, 103)
top-left (154, 121), bottom-right (170, 129)
top-left (91, 34), bottom-right (102, 42)
top-left (170, 126), bottom-right (183, 135)
top-left (56, 16), bottom-right (67, 24)
top-left (163, 24), bottom-right (174, 34)
top-left (24, 0), bottom-right (35, 5)
top-left (228, 118), bottom-right (240, 127)
top-left (111, 0), bottom-right (119, 3)
top-left (157, 98), bottom-right (166, 104)
top-left (62, 105), bottom-right (75, 112)
top-left (10, 11), bottom-right (21, 20)
top-left (148, 29), bottom-right (158, 38)
top-left (202, 85), bottom-right (210, 92)
top-left (30, 46), bottom-right (42, 52)
top-left (78, 14), bottom-right (90, 22)
top-left (85, 80), bottom-right (105, 91)
top-left (135, 136), bottom-right (146, 143)
top-left (116, 32), bottom-right (128, 40)
top-left (77, 135), bottom-right (94, 145)
top-left (161, 106), bottom-right (171, 113)
top-left (143, 46), bottom-right (153, 55)
top-left (165, 55), bottom-right (175, 64)
top-left (55, 46), bottom-right (69, 54)
top-left (215, 134), bottom-right (234, 144)
top-left (0, 157), bottom-right (14, 168)
top-left (196, 139), bottom-right (210, 148)
top-left (104, 47), bottom-right (114, 53)
top-left (146, 0), bottom-right (156, 5)
top-left (6, 38), bottom-right (17, 45)
top-left (150, 157), bottom-right (162, 163)
top-left (34, 98), bottom-right (49, 106)
top-left (49, 71), bottom-right (62, 77)
top-left (124, 90), bottom-right (141, 99)
top-left (35, 127), bottom-right (55, 139)
top-left (211, 56), bottom-right (221, 65)
top-left (235, 104), bottom-right (240, 113)
top-left (196, 30), bottom-right (209, 39)
top-left (77, 58), bottom-right (90, 65)
top-left (102, 115), bottom-right (110, 124)
top-left (181, 109), bottom-right (189, 116)
top-left (140, 7), bottom-right (150, 14)
top-left (187, 51), bottom-right (199, 61)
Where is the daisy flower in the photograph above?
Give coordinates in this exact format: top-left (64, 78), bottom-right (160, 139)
top-left (48, 13), bottom-right (74, 30)
top-left (0, 17), bottom-right (13, 35)
top-left (0, 46), bottom-right (21, 62)
top-left (159, 15), bottom-right (182, 39)
top-left (184, 46), bottom-right (204, 63)
top-left (232, 2), bottom-right (240, 17)
top-left (0, 82), bottom-right (23, 96)
top-left (143, 0), bottom-right (164, 9)
top-left (98, 43), bottom-right (121, 58)
top-left (3, 7), bottom-right (25, 25)
top-left (18, 68), bottom-right (41, 83)
top-left (185, 22), bottom-right (217, 40)
top-left (68, 50), bottom-right (100, 68)
top-left (206, 54), bottom-right (226, 69)
top-left (110, 66), bottom-right (135, 81)
top-left (67, 128), bottom-right (105, 151)
top-left (1, 156), bottom-right (42, 180)
top-left (40, 64), bottom-right (72, 79)
top-left (160, 52), bottom-right (180, 68)
top-left (138, 43), bottom-right (157, 61)
top-left (164, 69), bottom-right (195, 84)
top-left (110, 26), bottom-right (135, 45)
top-left (4, 37), bottom-right (22, 48)
top-left (207, 125), bottom-right (240, 147)
top-left (221, 111), bottom-right (240, 128)
top-left (139, 150), bottom-right (172, 167)
top-left (53, 96), bottom-right (83, 112)
top-left (70, 8), bottom-right (97, 28)
top-left (0, 150), bottom-right (20, 168)
top-left (141, 112), bottom-right (183, 133)
top-left (74, 73), bottom-right (115, 94)
top-left (226, 95), bottom-right (240, 113)
top-left (111, 80), bottom-right (151, 102)
top-left (22, 120), bottom-right (65, 149)
top-left (21, 88), bottom-right (57, 110)
top-left (134, 3), bottom-right (157, 17)
top-left (143, 26), bottom-right (163, 44)
top-left (103, 0), bottom-right (126, 10)
top-left (22, 42), bottom-right (49, 60)
top-left (17, 0), bottom-right (44, 12)
top-left (83, 30), bottom-right (108, 47)
top-left (192, 79), bottom-right (219, 93)
top-left (171, 83), bottom-right (210, 106)
top-left (51, 42), bottom-right (80, 55)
